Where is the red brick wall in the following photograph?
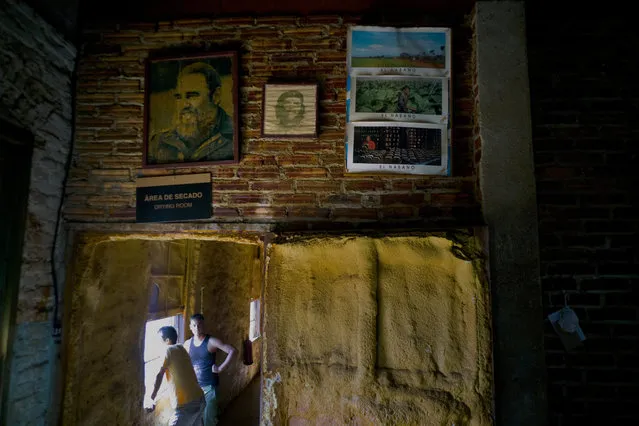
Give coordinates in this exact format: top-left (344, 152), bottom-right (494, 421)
top-left (528, 6), bottom-right (639, 425)
top-left (67, 15), bottom-right (478, 226)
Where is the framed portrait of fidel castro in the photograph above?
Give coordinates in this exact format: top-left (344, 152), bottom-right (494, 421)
top-left (143, 51), bottom-right (240, 168)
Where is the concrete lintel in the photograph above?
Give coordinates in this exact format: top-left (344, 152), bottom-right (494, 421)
top-left (474, 1), bottom-right (547, 425)
top-left (65, 222), bottom-right (277, 234)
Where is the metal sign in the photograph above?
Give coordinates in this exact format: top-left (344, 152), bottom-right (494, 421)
top-left (136, 173), bottom-right (212, 223)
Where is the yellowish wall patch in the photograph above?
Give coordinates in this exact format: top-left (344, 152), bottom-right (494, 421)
top-left (263, 235), bottom-right (492, 425)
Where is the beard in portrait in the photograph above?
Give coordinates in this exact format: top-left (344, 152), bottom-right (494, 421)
top-left (150, 62), bottom-right (234, 164)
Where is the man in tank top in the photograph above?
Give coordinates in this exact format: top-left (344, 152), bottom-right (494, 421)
top-left (184, 313), bottom-right (237, 426)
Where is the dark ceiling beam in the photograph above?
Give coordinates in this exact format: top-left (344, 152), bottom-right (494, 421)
top-left (80, 0), bottom-right (475, 24)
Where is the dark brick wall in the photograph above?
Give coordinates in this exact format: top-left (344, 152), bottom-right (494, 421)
top-left (67, 15), bottom-right (479, 227)
top-left (527, 6), bottom-right (639, 424)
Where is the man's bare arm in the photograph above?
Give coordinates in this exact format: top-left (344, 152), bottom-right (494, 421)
top-left (150, 367), bottom-right (166, 401)
top-left (208, 337), bottom-right (237, 373)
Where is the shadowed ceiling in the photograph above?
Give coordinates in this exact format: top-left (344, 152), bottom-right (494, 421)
top-left (23, 0), bottom-right (476, 43)
top-left (80, 0), bottom-right (475, 22)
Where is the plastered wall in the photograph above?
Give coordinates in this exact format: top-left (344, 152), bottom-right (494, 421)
top-left (195, 241), bottom-right (262, 412)
top-left (263, 234), bottom-right (492, 425)
top-left (62, 238), bottom-right (151, 425)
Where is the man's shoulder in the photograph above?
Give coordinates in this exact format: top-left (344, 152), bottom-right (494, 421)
top-left (218, 108), bottom-right (234, 134)
top-left (206, 335), bottom-right (220, 349)
top-left (151, 128), bottom-right (178, 143)
top-left (166, 344), bottom-right (190, 361)
top-left (162, 344), bottom-right (175, 361)
top-left (152, 129), bottom-right (189, 160)
top-left (166, 344), bottom-right (180, 353)
top-left (192, 133), bottom-right (233, 161)
top-left (168, 343), bottom-right (189, 352)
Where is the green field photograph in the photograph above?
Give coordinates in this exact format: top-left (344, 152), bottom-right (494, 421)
top-left (355, 77), bottom-right (443, 114)
top-left (349, 27), bottom-right (449, 72)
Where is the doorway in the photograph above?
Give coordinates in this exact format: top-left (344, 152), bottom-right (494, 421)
top-left (0, 118), bottom-right (33, 425)
top-left (59, 237), bottom-right (263, 426)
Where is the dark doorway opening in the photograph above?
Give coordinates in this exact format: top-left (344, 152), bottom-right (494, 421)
top-left (0, 117), bottom-right (33, 425)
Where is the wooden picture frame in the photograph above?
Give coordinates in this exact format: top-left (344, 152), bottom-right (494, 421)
top-left (143, 51), bottom-right (240, 168)
top-left (262, 83), bottom-right (318, 138)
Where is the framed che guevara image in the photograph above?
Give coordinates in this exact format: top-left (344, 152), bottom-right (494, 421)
top-left (262, 83), bottom-right (318, 138)
top-left (143, 51), bottom-right (239, 168)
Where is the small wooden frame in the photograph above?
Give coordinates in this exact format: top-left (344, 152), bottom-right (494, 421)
top-left (262, 83), bottom-right (318, 138)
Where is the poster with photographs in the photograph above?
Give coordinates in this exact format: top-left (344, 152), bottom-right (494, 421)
top-left (346, 122), bottom-right (448, 175)
top-left (350, 75), bottom-right (448, 123)
top-left (262, 83), bottom-right (318, 137)
top-left (347, 26), bottom-right (451, 77)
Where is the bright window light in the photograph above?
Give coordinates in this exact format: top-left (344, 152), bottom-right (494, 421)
top-left (249, 299), bottom-right (260, 342)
